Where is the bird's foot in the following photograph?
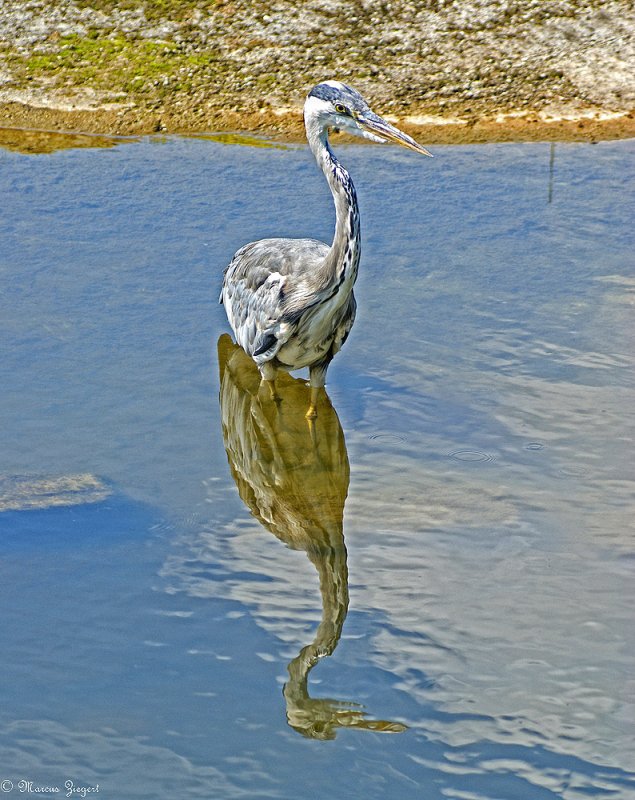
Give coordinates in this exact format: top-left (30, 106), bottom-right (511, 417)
top-left (305, 386), bottom-right (321, 420)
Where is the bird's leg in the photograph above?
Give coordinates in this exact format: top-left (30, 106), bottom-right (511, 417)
top-left (306, 361), bottom-right (328, 419)
top-left (264, 378), bottom-right (279, 402)
top-left (305, 385), bottom-right (321, 420)
top-left (259, 363), bottom-right (281, 404)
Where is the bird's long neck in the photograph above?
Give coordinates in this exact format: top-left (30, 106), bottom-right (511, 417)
top-left (306, 123), bottom-right (361, 291)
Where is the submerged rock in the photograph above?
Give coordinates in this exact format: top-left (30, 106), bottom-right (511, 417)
top-left (0, 473), bottom-right (111, 512)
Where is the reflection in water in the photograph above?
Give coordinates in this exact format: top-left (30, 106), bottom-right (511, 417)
top-left (548, 141), bottom-right (556, 204)
top-left (186, 132), bottom-right (290, 150)
top-left (0, 127), bottom-right (134, 154)
top-left (217, 334), bottom-right (406, 739)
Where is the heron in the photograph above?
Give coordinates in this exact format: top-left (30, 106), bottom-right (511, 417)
top-left (220, 80), bottom-right (432, 418)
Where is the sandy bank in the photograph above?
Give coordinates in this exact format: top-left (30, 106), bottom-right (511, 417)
top-left (1, 0), bottom-right (633, 144)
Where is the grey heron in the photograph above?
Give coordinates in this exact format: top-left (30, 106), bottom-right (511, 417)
top-left (220, 80), bottom-right (432, 418)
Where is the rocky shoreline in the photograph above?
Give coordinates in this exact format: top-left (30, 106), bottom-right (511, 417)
top-left (1, 0), bottom-right (634, 144)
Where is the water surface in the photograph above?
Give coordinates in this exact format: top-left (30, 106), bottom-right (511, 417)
top-left (1, 133), bottom-right (633, 799)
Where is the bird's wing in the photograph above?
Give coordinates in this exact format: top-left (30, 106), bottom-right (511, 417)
top-left (221, 238), bottom-right (329, 359)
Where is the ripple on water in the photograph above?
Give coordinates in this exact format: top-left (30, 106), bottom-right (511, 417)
top-left (557, 465), bottom-right (591, 478)
top-left (448, 449), bottom-right (494, 463)
top-left (368, 433), bottom-right (407, 443)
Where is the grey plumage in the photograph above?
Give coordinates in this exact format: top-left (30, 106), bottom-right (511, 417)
top-left (220, 80), bottom-right (432, 417)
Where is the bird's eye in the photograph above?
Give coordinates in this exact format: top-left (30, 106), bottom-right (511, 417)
top-left (334, 103), bottom-right (348, 115)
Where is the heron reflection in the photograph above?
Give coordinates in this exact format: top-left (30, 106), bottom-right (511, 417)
top-left (218, 334), bottom-right (406, 739)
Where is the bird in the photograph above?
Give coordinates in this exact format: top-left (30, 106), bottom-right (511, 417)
top-left (220, 80), bottom-right (432, 418)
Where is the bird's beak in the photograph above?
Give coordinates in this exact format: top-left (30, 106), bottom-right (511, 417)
top-left (358, 111), bottom-right (433, 157)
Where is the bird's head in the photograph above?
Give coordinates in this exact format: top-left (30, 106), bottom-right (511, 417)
top-left (305, 80), bottom-right (432, 157)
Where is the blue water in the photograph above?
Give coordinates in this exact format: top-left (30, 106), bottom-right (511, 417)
top-left (0, 132), bottom-right (633, 799)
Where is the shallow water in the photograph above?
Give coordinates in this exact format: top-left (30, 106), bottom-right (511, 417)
top-left (0, 133), bottom-right (633, 799)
